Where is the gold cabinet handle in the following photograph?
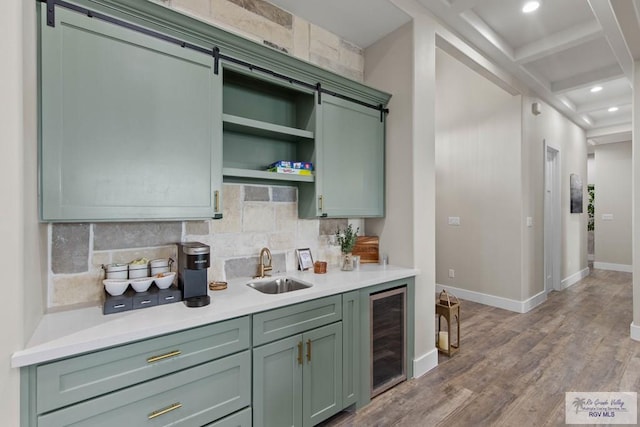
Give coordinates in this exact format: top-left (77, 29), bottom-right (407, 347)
top-left (148, 402), bottom-right (182, 420)
top-left (147, 350), bottom-right (181, 364)
top-left (297, 341), bottom-right (303, 365)
top-left (306, 339), bottom-right (312, 362)
top-left (214, 190), bottom-right (220, 212)
top-left (318, 195), bottom-right (323, 211)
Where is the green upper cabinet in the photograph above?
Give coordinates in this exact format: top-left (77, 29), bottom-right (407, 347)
top-left (38, 0), bottom-right (390, 222)
top-left (299, 94), bottom-right (385, 218)
top-left (39, 5), bottom-right (223, 221)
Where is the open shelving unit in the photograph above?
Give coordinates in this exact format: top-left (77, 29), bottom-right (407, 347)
top-left (221, 67), bottom-right (316, 185)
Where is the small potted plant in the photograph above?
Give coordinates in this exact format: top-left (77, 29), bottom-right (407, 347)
top-left (336, 224), bottom-right (359, 271)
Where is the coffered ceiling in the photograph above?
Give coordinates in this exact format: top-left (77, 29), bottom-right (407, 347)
top-left (267, 0), bottom-right (640, 145)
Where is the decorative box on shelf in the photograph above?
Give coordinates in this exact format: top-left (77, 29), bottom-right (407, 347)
top-left (267, 160), bottom-right (313, 175)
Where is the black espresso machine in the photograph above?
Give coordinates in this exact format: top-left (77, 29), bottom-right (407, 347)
top-left (178, 242), bottom-right (211, 307)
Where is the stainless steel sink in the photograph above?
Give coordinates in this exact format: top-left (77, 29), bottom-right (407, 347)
top-left (247, 277), bottom-right (312, 294)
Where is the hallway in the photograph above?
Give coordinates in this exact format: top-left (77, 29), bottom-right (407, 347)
top-left (324, 269), bottom-right (639, 426)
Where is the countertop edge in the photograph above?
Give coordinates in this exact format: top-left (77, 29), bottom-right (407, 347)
top-left (12, 266), bottom-right (419, 368)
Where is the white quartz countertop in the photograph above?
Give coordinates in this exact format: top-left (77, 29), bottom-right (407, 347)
top-left (12, 264), bottom-right (418, 368)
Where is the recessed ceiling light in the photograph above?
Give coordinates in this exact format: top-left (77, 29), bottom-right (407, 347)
top-left (608, 107), bottom-right (619, 112)
top-left (590, 86), bottom-right (603, 93)
top-left (522, 1), bottom-right (540, 13)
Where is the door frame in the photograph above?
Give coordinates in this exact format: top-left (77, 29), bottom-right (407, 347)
top-left (544, 142), bottom-right (562, 292)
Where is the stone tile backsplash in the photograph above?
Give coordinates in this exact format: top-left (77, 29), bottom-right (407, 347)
top-left (51, 223), bottom-right (90, 274)
top-left (167, 0), bottom-right (364, 82)
top-left (49, 184), bottom-right (351, 309)
top-left (93, 222), bottom-right (182, 250)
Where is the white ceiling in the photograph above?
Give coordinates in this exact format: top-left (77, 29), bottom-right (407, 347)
top-left (267, 0), bottom-right (640, 146)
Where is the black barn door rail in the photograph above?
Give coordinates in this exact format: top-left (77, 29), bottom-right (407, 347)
top-left (40, 0), bottom-right (390, 120)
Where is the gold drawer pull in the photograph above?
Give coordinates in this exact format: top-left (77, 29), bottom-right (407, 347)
top-left (146, 350), bottom-right (181, 364)
top-left (148, 402), bottom-right (182, 420)
top-left (306, 339), bottom-right (312, 362)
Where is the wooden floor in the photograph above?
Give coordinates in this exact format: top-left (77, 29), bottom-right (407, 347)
top-left (322, 268), bottom-right (640, 427)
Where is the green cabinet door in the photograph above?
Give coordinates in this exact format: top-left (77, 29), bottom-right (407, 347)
top-left (39, 4), bottom-right (223, 221)
top-left (307, 94), bottom-right (385, 218)
top-left (253, 335), bottom-right (303, 427)
top-left (302, 322), bottom-right (343, 427)
top-left (253, 323), bottom-right (343, 427)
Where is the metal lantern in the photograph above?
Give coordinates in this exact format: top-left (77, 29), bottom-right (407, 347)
top-left (436, 290), bottom-right (460, 356)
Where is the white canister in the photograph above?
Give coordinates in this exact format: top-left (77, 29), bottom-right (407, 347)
top-left (128, 263), bottom-right (149, 279)
top-left (104, 263), bottom-right (128, 279)
top-left (150, 258), bottom-right (173, 276)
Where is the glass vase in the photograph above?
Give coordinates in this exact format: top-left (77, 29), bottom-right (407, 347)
top-left (341, 252), bottom-right (354, 271)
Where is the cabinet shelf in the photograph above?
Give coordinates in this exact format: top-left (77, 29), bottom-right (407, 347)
top-left (223, 167), bottom-right (314, 183)
top-left (223, 114), bottom-right (314, 142)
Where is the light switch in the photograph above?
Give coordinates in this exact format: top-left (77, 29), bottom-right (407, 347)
top-left (448, 216), bottom-right (460, 226)
top-left (602, 214), bottom-right (614, 221)
top-left (526, 217), bottom-right (533, 227)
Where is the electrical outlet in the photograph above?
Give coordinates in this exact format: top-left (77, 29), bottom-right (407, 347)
top-left (448, 216), bottom-right (460, 226)
top-left (448, 269), bottom-right (455, 278)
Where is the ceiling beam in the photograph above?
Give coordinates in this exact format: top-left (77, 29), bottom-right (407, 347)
top-left (591, 114), bottom-right (632, 128)
top-left (460, 10), bottom-right (515, 60)
top-left (588, 0), bottom-right (634, 81)
top-left (586, 122), bottom-right (632, 137)
top-left (436, 35), bottom-right (521, 95)
top-left (551, 64), bottom-right (624, 93)
top-left (515, 21), bottom-right (603, 64)
top-left (576, 95), bottom-right (631, 114)
top-left (449, 0), bottom-right (486, 14)
top-left (610, 0), bottom-right (640, 60)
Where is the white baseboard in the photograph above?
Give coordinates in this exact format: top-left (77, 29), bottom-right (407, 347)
top-left (593, 262), bottom-right (632, 273)
top-left (436, 284), bottom-right (546, 314)
top-left (631, 322), bottom-right (640, 342)
top-left (413, 348), bottom-right (438, 378)
top-left (561, 267), bottom-right (590, 289)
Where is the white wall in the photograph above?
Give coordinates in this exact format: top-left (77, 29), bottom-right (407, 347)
top-left (365, 11), bottom-right (438, 377)
top-left (588, 154), bottom-right (596, 185)
top-left (633, 60), bottom-right (640, 340)
top-left (435, 49), bottom-right (523, 301)
top-left (365, 23), bottom-right (414, 272)
top-left (594, 142), bottom-right (632, 269)
top-left (522, 96), bottom-right (588, 295)
top-left (2, 0), bottom-right (26, 423)
top-left (23, 0), bottom-right (47, 341)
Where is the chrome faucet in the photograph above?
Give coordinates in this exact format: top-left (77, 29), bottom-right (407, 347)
top-left (256, 247), bottom-right (272, 278)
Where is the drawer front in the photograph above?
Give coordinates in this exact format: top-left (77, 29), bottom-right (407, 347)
top-left (37, 316), bottom-right (250, 414)
top-left (38, 351), bottom-right (251, 427)
top-left (205, 407), bottom-right (252, 427)
top-left (252, 295), bottom-right (342, 346)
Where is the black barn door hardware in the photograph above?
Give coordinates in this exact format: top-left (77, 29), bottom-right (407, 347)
top-left (40, 0), bottom-right (389, 115)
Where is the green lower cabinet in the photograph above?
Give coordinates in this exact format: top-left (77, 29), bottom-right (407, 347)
top-left (204, 407), bottom-right (252, 427)
top-left (342, 291), bottom-right (360, 408)
top-left (252, 335), bottom-right (303, 427)
top-left (37, 351), bottom-right (251, 427)
top-left (253, 323), bottom-right (343, 427)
